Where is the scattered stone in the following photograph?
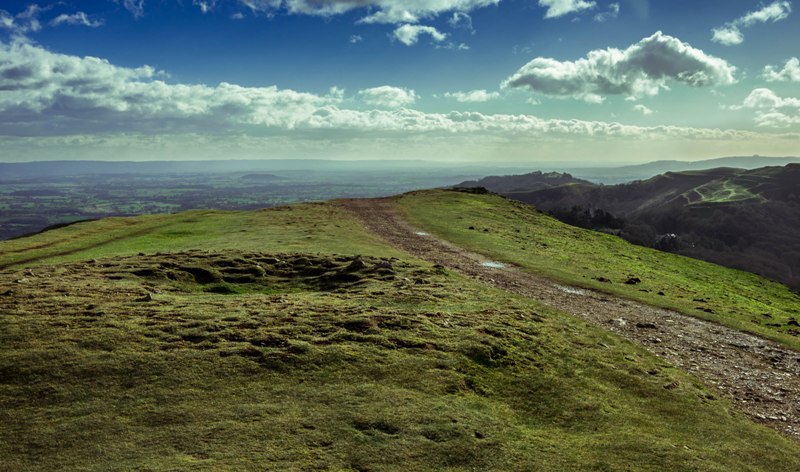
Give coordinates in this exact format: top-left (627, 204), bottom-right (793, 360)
top-left (137, 293), bottom-right (154, 302)
top-left (1, 290), bottom-right (13, 297)
top-left (610, 318), bottom-right (627, 328)
top-left (788, 319), bottom-right (800, 327)
top-left (468, 226), bottom-right (475, 230)
top-left (663, 382), bottom-right (679, 390)
top-left (624, 277), bottom-right (641, 285)
top-left (657, 291), bottom-right (665, 296)
top-left (594, 277), bottom-right (612, 283)
top-left (474, 431), bottom-right (486, 439)
top-left (636, 322), bottom-right (658, 329)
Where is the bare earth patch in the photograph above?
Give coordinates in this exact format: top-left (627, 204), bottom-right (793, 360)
top-left (342, 197), bottom-right (800, 440)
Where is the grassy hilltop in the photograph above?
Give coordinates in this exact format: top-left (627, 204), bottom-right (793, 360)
top-left (2, 191), bottom-right (800, 470)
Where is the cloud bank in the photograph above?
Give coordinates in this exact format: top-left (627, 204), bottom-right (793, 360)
top-left (502, 31), bottom-right (736, 102)
top-left (1, 38), bottom-right (794, 164)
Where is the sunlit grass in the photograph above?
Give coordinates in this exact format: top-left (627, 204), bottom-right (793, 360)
top-left (398, 190), bottom-right (800, 350)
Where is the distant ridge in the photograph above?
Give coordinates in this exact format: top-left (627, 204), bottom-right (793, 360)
top-left (571, 156), bottom-right (800, 183)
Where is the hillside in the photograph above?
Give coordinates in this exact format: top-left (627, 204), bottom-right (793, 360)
top-left (2, 192), bottom-right (800, 470)
top-left (455, 171), bottom-right (590, 193)
top-left (474, 165), bottom-right (800, 290)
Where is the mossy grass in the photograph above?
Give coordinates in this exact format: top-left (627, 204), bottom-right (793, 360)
top-left (2, 196), bottom-right (800, 469)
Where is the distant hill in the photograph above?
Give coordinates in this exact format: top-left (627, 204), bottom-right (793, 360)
top-left (455, 171), bottom-right (590, 193)
top-left (502, 165), bottom-right (800, 290)
top-left (570, 156), bottom-right (800, 184)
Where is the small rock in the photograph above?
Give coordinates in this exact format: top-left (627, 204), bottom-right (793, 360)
top-left (624, 277), bottom-right (641, 285)
top-left (595, 277), bottom-right (611, 283)
top-left (137, 293), bottom-right (154, 302)
top-left (468, 226), bottom-right (475, 230)
top-left (787, 318), bottom-right (800, 327)
top-left (346, 258), bottom-right (368, 271)
top-left (663, 382), bottom-right (679, 390)
top-left (474, 431), bottom-right (485, 439)
top-left (636, 322), bottom-right (657, 329)
top-left (610, 318), bottom-right (627, 328)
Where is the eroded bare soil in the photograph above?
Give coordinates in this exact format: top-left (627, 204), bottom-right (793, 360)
top-left (342, 197), bottom-right (800, 440)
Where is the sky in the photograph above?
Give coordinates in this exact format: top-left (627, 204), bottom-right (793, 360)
top-left (0, 0), bottom-right (799, 164)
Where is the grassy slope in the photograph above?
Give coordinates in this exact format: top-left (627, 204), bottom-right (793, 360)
top-left (397, 190), bottom-right (800, 351)
top-left (0, 202), bottom-right (403, 267)
top-left (1, 201), bottom-right (800, 470)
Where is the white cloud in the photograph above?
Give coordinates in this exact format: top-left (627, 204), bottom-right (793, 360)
top-left (711, 26), bottom-right (743, 46)
top-left (633, 104), bottom-right (653, 115)
top-left (239, 0), bottom-right (500, 24)
top-left (0, 5), bottom-right (44, 35)
top-left (711, 1), bottom-right (791, 46)
top-left (763, 57), bottom-right (800, 82)
top-left (121, 0), bottom-right (145, 18)
top-left (593, 2), bottom-right (619, 22)
top-left (349, 34), bottom-right (363, 43)
top-left (731, 88), bottom-right (800, 128)
top-left (392, 24), bottom-right (447, 46)
top-left (444, 89), bottom-right (500, 102)
top-left (448, 11), bottom-right (474, 31)
top-left (2, 38), bottom-right (796, 164)
top-left (503, 31), bottom-right (736, 102)
top-left (193, 1), bottom-right (218, 14)
top-left (50, 12), bottom-right (104, 28)
top-left (357, 86), bottom-right (417, 108)
top-left (538, 0), bottom-right (596, 19)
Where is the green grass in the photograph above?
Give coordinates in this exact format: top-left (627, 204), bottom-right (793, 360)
top-left (0, 202), bottom-right (404, 268)
top-left (397, 190), bottom-right (800, 350)
top-left (2, 197), bottom-right (800, 470)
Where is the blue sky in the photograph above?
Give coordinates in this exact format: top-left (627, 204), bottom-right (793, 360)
top-left (0, 0), bottom-right (798, 163)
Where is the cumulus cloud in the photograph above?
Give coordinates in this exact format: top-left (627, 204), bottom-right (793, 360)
top-left (730, 88), bottom-right (800, 128)
top-left (593, 2), bottom-right (619, 22)
top-left (0, 38), bottom-right (790, 158)
top-left (502, 31), bottom-right (736, 102)
top-left (444, 89), bottom-right (500, 102)
top-left (357, 86), bottom-right (417, 108)
top-left (50, 12), bottom-right (104, 28)
top-left (763, 57), bottom-right (800, 82)
top-left (633, 104), bottom-right (653, 115)
top-left (392, 24), bottom-right (447, 46)
top-left (349, 34), bottom-right (363, 43)
top-left (711, 1), bottom-right (791, 46)
top-left (538, 0), bottom-right (596, 19)
top-left (239, 0), bottom-right (500, 24)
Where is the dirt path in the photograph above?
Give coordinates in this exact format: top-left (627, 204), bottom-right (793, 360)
top-left (341, 197), bottom-right (800, 440)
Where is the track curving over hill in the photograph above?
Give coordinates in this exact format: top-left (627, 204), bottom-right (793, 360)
top-left (342, 197), bottom-right (800, 441)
